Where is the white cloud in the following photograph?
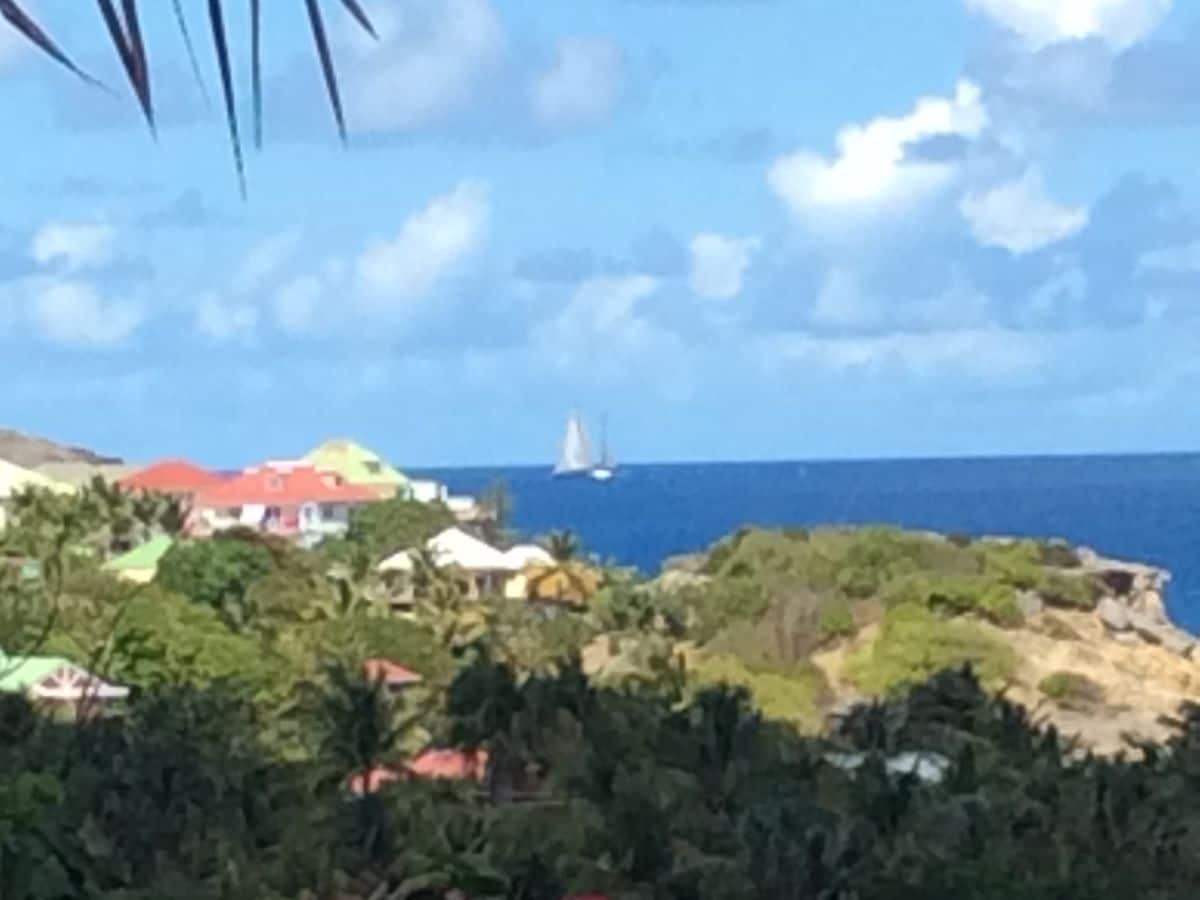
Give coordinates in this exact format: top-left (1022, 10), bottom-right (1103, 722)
top-left (273, 275), bottom-right (323, 334)
top-left (811, 269), bottom-right (882, 329)
top-left (688, 233), bottom-right (760, 300)
top-left (768, 80), bottom-right (988, 220)
top-left (194, 295), bottom-right (259, 343)
top-left (966, 0), bottom-right (1171, 51)
top-left (761, 327), bottom-right (1041, 380)
top-left (356, 180), bottom-right (489, 304)
top-left (533, 275), bottom-right (670, 378)
top-left (1138, 240), bottom-right (1200, 273)
top-left (344, 0), bottom-right (504, 132)
top-left (29, 279), bottom-right (142, 346)
top-left (30, 222), bottom-right (117, 271)
top-left (233, 229), bottom-right (302, 294)
top-left (960, 169), bottom-right (1088, 254)
top-left (530, 38), bottom-right (625, 130)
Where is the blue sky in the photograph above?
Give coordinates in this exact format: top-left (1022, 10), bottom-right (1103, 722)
top-left (3, 0), bottom-right (1200, 466)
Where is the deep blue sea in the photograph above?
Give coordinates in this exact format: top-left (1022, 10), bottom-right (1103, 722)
top-left (413, 455), bottom-right (1200, 633)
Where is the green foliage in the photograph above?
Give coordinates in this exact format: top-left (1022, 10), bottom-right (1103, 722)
top-left (690, 652), bottom-right (828, 729)
top-left (1039, 670), bottom-right (1105, 709)
top-left (1038, 539), bottom-right (1082, 568)
top-left (156, 534), bottom-right (275, 627)
top-left (846, 603), bottom-right (1018, 695)
top-left (344, 497), bottom-right (455, 562)
top-left (1036, 571), bottom-right (1101, 610)
top-left (817, 599), bottom-right (856, 641)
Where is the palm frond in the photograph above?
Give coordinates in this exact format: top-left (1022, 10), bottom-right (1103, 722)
top-left (0, 0), bottom-right (378, 191)
top-left (206, 0), bottom-right (245, 198)
top-left (304, 0), bottom-right (347, 143)
top-left (250, 0), bottom-right (263, 149)
top-left (0, 1), bottom-right (99, 87)
top-left (96, 0), bottom-right (154, 133)
top-left (170, 0), bottom-right (210, 111)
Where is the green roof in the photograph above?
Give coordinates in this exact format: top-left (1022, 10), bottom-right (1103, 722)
top-left (103, 535), bottom-right (174, 572)
top-left (304, 439), bottom-right (410, 491)
top-left (0, 655), bottom-right (75, 693)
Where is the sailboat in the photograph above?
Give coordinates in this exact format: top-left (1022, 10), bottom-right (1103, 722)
top-left (553, 412), bottom-right (595, 479)
top-left (590, 416), bottom-right (616, 482)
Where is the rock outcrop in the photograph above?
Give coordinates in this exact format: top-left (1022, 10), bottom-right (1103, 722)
top-left (1077, 547), bottom-right (1193, 658)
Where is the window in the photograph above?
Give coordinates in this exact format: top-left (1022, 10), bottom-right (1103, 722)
top-left (321, 504), bottom-right (337, 519)
top-left (364, 461), bottom-right (382, 475)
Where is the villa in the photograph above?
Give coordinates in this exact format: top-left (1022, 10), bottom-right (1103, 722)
top-left (0, 654), bottom-right (129, 706)
top-left (190, 460), bottom-right (377, 545)
top-left (118, 459), bottom-right (225, 498)
top-left (304, 439), bottom-right (410, 499)
top-left (378, 527), bottom-right (556, 603)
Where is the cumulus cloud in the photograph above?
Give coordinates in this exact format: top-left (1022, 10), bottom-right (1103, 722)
top-left (29, 279), bottom-right (142, 346)
top-left (273, 275), bottom-right (324, 334)
top-left (356, 180), bottom-right (489, 303)
top-left (688, 233), bottom-right (761, 300)
top-left (342, 0), bottom-right (504, 133)
top-left (960, 168), bottom-right (1088, 254)
top-left (767, 80), bottom-right (988, 220)
top-left (530, 38), bottom-right (625, 130)
top-left (30, 222), bottom-right (117, 271)
top-left (760, 327), bottom-right (1041, 381)
top-left (533, 275), bottom-right (679, 380)
top-left (1139, 240), bottom-right (1200, 272)
top-left (966, 0), bottom-right (1172, 51)
top-left (194, 295), bottom-right (259, 344)
top-left (233, 229), bottom-right (302, 294)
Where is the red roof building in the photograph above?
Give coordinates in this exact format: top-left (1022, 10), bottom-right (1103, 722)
top-left (118, 460), bottom-right (225, 495)
top-left (190, 461), bottom-right (378, 542)
top-left (362, 659), bottom-right (423, 691)
top-left (346, 766), bottom-right (404, 796)
top-left (404, 748), bottom-right (489, 782)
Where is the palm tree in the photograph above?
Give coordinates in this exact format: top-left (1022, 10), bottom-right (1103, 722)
top-left (1, 2), bottom-right (377, 193)
top-left (521, 531), bottom-right (601, 609)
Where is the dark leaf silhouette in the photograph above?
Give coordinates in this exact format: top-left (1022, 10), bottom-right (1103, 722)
top-left (96, 0), bottom-right (154, 133)
top-left (304, 0), bottom-right (347, 143)
top-left (170, 0), bottom-right (210, 110)
top-left (251, 0), bottom-right (263, 148)
top-left (0, 0), bottom-right (98, 86)
top-left (206, 0), bottom-right (245, 197)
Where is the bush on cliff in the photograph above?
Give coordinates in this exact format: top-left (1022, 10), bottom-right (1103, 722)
top-left (1039, 670), bottom-right (1106, 709)
top-left (845, 603), bottom-right (1017, 695)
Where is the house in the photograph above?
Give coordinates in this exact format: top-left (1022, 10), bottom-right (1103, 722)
top-left (361, 658), bottom-right (423, 695)
top-left (345, 749), bottom-right (488, 795)
top-left (379, 527), bottom-right (517, 599)
top-left (190, 460), bottom-right (378, 546)
top-left (410, 478), bottom-right (483, 522)
top-left (0, 459), bottom-right (76, 531)
top-left (0, 654), bottom-right (129, 705)
top-left (304, 439), bottom-right (411, 499)
top-left (118, 459), bottom-right (225, 497)
top-left (103, 535), bottom-right (174, 584)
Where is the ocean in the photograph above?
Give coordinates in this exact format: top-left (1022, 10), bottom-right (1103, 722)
top-left (414, 454), bottom-right (1200, 633)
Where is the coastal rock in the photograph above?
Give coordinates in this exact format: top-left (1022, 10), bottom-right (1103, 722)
top-left (1097, 597), bottom-right (1131, 632)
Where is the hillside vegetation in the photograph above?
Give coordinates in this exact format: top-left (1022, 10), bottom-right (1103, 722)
top-left (3, 496), bottom-right (1200, 898)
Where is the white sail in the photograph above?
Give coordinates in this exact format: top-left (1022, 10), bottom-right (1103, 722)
top-left (554, 414), bottom-right (593, 474)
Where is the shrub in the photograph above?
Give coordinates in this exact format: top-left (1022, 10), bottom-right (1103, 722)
top-left (817, 600), bottom-right (856, 642)
top-left (881, 573), bottom-right (1022, 627)
top-left (947, 531), bottom-right (973, 548)
top-left (977, 540), bottom-right (1044, 590)
top-left (1037, 572), bottom-right (1100, 610)
top-left (845, 603), bottom-right (1017, 696)
top-left (1038, 540), bottom-right (1082, 569)
top-left (1038, 671), bottom-right (1105, 709)
top-left (690, 652), bottom-right (828, 729)
top-left (156, 537), bottom-right (275, 626)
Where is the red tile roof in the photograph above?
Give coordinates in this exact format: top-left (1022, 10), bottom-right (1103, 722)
top-left (404, 748), bottom-right (488, 782)
top-left (362, 659), bottom-right (423, 687)
top-left (192, 461), bottom-right (377, 508)
top-left (119, 460), bottom-right (225, 494)
top-left (346, 766), bottom-right (403, 796)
